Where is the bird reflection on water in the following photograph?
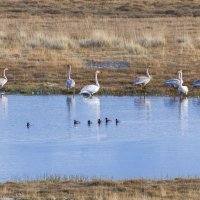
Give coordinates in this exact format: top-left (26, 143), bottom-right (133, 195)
top-left (66, 95), bottom-right (76, 120)
top-left (134, 96), bottom-right (151, 121)
top-left (0, 95), bottom-right (8, 118)
top-left (164, 96), bottom-right (188, 135)
top-left (179, 97), bottom-right (188, 135)
top-left (82, 96), bottom-right (100, 119)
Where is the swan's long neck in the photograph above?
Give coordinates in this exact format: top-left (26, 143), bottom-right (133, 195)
top-left (180, 71), bottom-right (183, 86)
top-left (68, 66), bottom-right (71, 79)
top-left (178, 72), bottom-right (181, 80)
top-left (3, 69), bottom-right (7, 80)
top-left (146, 67), bottom-right (150, 78)
top-left (95, 72), bottom-right (99, 87)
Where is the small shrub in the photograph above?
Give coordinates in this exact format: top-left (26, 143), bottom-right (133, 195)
top-left (177, 35), bottom-right (194, 48)
top-left (124, 42), bottom-right (145, 55)
top-left (138, 35), bottom-right (165, 48)
top-left (79, 39), bottom-right (106, 48)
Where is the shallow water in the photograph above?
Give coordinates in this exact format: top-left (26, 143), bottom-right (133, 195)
top-left (0, 95), bottom-right (200, 181)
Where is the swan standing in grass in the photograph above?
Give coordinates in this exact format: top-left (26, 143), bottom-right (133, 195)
top-left (66, 65), bottom-right (75, 94)
top-left (192, 73), bottom-right (200, 87)
top-left (0, 68), bottom-right (8, 89)
top-left (192, 80), bottom-right (200, 87)
top-left (178, 70), bottom-right (188, 96)
top-left (80, 70), bottom-right (100, 96)
top-left (133, 65), bottom-right (151, 87)
top-left (165, 70), bottom-right (183, 88)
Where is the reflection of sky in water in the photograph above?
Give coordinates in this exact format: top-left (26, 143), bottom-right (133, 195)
top-left (1, 95), bottom-right (200, 181)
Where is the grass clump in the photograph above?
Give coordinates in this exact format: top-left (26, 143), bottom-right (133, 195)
top-left (138, 34), bottom-right (166, 48)
top-left (25, 33), bottom-right (77, 50)
top-left (124, 41), bottom-right (145, 55)
top-left (79, 30), bottom-right (119, 48)
top-left (177, 34), bottom-right (194, 49)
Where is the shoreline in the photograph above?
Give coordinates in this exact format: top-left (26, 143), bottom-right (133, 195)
top-left (3, 87), bottom-right (200, 97)
top-left (1, 177), bottom-right (200, 199)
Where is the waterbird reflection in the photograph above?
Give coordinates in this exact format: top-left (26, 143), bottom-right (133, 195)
top-left (179, 97), bottom-right (188, 135)
top-left (134, 96), bottom-right (151, 120)
top-left (0, 95), bottom-right (8, 118)
top-left (192, 97), bottom-right (200, 107)
top-left (66, 95), bottom-right (76, 120)
top-left (163, 96), bottom-right (179, 108)
top-left (82, 96), bottom-right (100, 119)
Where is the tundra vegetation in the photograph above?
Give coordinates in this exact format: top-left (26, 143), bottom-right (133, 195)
top-left (1, 1), bottom-right (200, 95)
top-left (1, 0), bottom-right (200, 199)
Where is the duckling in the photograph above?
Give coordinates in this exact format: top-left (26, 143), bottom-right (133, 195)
top-left (26, 122), bottom-right (30, 129)
top-left (88, 120), bottom-right (92, 126)
top-left (74, 120), bottom-right (80, 125)
top-left (115, 118), bottom-right (120, 125)
top-left (105, 117), bottom-right (112, 123)
top-left (98, 119), bottom-right (102, 125)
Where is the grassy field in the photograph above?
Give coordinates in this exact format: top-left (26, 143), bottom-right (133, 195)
top-left (0, 1), bottom-right (200, 95)
top-left (1, 177), bottom-right (200, 199)
top-left (1, 1), bottom-right (200, 199)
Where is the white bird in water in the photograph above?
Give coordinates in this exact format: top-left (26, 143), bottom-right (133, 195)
top-left (0, 68), bottom-right (8, 89)
top-left (66, 64), bottom-right (75, 94)
top-left (80, 70), bottom-right (100, 96)
top-left (178, 70), bottom-right (188, 96)
top-left (165, 70), bottom-right (183, 88)
top-left (133, 65), bottom-right (151, 87)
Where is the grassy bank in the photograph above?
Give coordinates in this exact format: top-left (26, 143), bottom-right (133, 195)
top-left (2, 15), bottom-right (200, 96)
top-left (0, 1), bottom-right (200, 96)
top-left (1, 177), bottom-right (200, 199)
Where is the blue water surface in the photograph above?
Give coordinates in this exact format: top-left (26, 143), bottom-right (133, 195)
top-left (0, 95), bottom-right (200, 181)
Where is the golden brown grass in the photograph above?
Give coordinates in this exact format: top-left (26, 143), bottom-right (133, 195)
top-left (1, 16), bottom-right (200, 96)
top-left (1, 0), bottom-right (200, 18)
top-left (0, 1), bottom-right (200, 96)
top-left (1, 178), bottom-right (200, 199)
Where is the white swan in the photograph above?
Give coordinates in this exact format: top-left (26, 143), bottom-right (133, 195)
top-left (178, 70), bottom-right (188, 95)
top-left (66, 65), bottom-right (75, 89)
top-left (80, 71), bottom-right (100, 96)
top-left (165, 70), bottom-right (183, 88)
top-left (0, 68), bottom-right (8, 88)
top-left (133, 65), bottom-right (151, 86)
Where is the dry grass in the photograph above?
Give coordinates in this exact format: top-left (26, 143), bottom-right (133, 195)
top-left (1, 16), bottom-right (200, 96)
top-left (0, 1), bottom-right (200, 96)
top-left (0, 0), bottom-right (200, 18)
top-left (1, 178), bottom-right (200, 199)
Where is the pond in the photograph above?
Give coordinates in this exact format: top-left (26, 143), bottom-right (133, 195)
top-left (0, 95), bottom-right (200, 181)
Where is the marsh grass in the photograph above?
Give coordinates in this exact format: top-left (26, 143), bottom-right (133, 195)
top-left (177, 34), bottom-right (194, 49)
top-left (1, 177), bottom-right (200, 200)
top-left (0, 4), bottom-right (200, 96)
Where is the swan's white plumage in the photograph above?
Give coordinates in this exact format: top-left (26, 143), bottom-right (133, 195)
top-left (178, 70), bottom-right (188, 95)
top-left (133, 65), bottom-right (151, 86)
top-left (165, 70), bottom-right (183, 88)
top-left (80, 71), bottom-right (100, 96)
top-left (0, 68), bottom-right (8, 88)
top-left (66, 65), bottom-right (75, 89)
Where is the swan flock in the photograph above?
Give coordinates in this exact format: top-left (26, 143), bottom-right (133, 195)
top-left (2, 64), bottom-right (200, 97)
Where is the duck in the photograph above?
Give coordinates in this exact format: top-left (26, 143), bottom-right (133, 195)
top-left (105, 117), bottom-right (112, 123)
top-left (74, 120), bottom-right (80, 125)
top-left (98, 119), bottom-right (102, 125)
top-left (88, 120), bottom-right (92, 126)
